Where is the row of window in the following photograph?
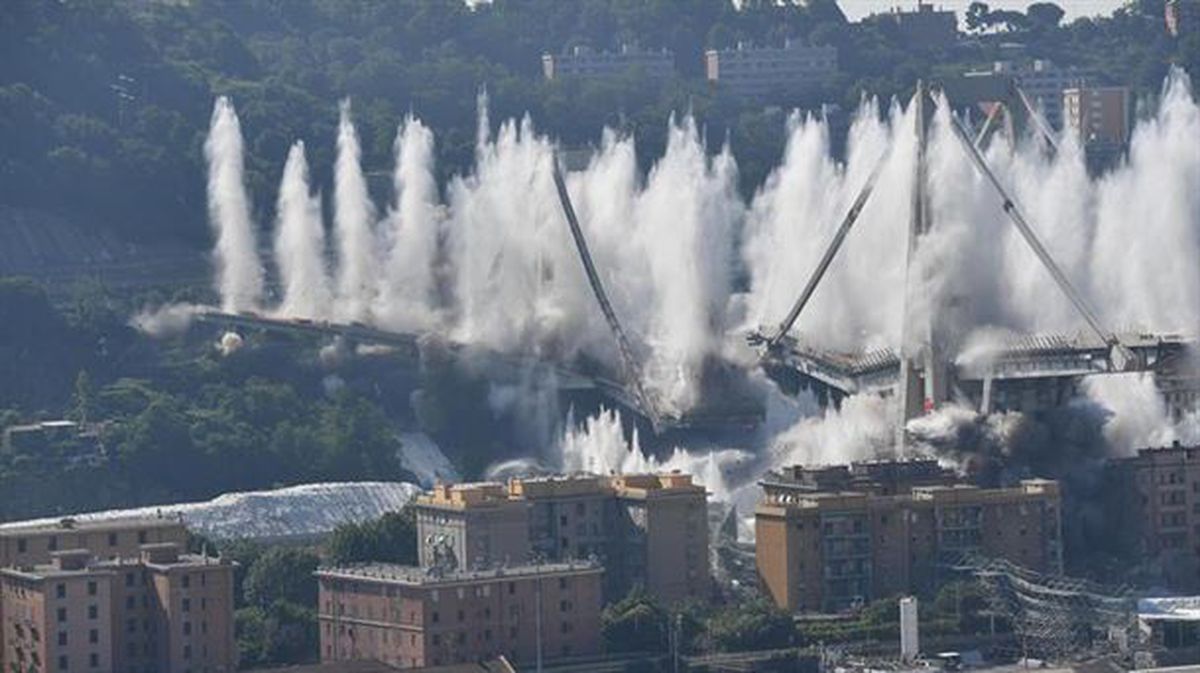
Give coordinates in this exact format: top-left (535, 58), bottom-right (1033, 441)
top-left (13, 530), bottom-right (153, 554)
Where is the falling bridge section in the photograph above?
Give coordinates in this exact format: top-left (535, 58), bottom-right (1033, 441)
top-left (775, 331), bottom-right (1193, 416)
top-left (190, 309), bottom-right (647, 416)
top-left (752, 81), bottom-right (1195, 428)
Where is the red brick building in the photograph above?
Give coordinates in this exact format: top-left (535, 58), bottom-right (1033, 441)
top-left (1, 543), bottom-right (236, 673)
top-left (317, 561), bottom-right (602, 669)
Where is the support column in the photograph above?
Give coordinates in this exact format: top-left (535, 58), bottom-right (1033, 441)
top-left (897, 82), bottom-right (949, 450)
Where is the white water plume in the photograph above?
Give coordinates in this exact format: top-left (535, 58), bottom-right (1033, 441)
top-left (205, 97), bottom-right (264, 313)
top-left (634, 117), bottom-right (740, 411)
top-left (199, 69), bottom-right (1200, 434)
top-left (1092, 68), bottom-right (1200, 331)
top-left (557, 408), bottom-right (747, 501)
top-left (273, 141), bottom-right (332, 318)
top-left (770, 394), bottom-right (898, 468)
top-left (744, 98), bottom-right (913, 352)
top-left (376, 116), bottom-right (442, 331)
top-left (332, 99), bottom-right (377, 322)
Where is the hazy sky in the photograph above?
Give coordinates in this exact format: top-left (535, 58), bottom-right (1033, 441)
top-left (837, 0), bottom-right (1127, 23)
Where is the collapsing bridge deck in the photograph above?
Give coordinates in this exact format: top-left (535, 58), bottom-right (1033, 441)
top-left (768, 331), bottom-right (1194, 415)
top-left (191, 310), bottom-right (765, 433)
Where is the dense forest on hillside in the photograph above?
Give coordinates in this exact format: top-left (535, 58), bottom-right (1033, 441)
top-left (2, 0), bottom-right (1197, 248)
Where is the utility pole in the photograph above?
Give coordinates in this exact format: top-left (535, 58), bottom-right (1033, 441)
top-left (535, 572), bottom-right (543, 673)
top-left (671, 612), bottom-right (681, 673)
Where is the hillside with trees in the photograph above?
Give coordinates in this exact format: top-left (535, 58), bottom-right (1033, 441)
top-left (3, 0), bottom-right (1196, 252)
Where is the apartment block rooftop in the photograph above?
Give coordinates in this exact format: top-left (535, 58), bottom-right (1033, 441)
top-left (0, 513), bottom-right (184, 536)
top-left (760, 477), bottom-right (1059, 510)
top-left (1113, 440), bottom-right (1200, 462)
top-left (417, 472), bottom-right (703, 509)
top-left (761, 457), bottom-right (959, 497)
top-left (315, 559), bottom-right (602, 588)
top-left (1, 543), bottom-right (228, 579)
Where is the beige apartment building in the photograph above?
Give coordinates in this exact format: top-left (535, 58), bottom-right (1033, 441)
top-left (1063, 86), bottom-right (1131, 147)
top-left (1, 543), bottom-right (235, 673)
top-left (704, 39), bottom-right (837, 100)
top-left (542, 44), bottom-right (673, 81)
top-left (0, 516), bottom-right (189, 568)
top-left (1108, 442), bottom-right (1200, 590)
top-left (413, 473), bottom-right (709, 605)
top-left (756, 460), bottom-right (1063, 613)
top-left (316, 561), bottom-right (603, 669)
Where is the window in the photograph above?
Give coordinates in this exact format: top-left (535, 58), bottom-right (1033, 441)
top-left (48, 536), bottom-right (58, 551)
top-left (182, 598), bottom-right (191, 613)
top-left (432, 611), bottom-right (439, 624)
top-left (126, 596), bottom-right (135, 610)
top-left (125, 573), bottom-right (134, 588)
top-left (58, 655), bottom-right (68, 671)
top-left (17, 538), bottom-right (26, 553)
top-left (200, 574), bottom-right (206, 587)
top-left (457, 610), bottom-right (464, 622)
top-left (181, 575), bottom-right (190, 589)
top-left (127, 619), bottom-right (136, 634)
top-left (56, 584), bottom-right (66, 599)
top-left (201, 621), bottom-right (207, 635)
top-left (183, 645), bottom-right (191, 660)
top-left (58, 632), bottom-right (68, 646)
top-left (508, 582), bottom-right (516, 595)
top-left (558, 577), bottom-right (568, 590)
top-left (88, 629), bottom-right (97, 645)
top-left (183, 622), bottom-right (192, 636)
top-left (108, 533), bottom-right (117, 547)
top-left (137, 531), bottom-right (147, 544)
top-left (88, 605), bottom-right (98, 620)
top-left (89, 654), bottom-right (98, 669)
top-left (87, 581), bottom-right (97, 596)
top-left (57, 607), bottom-right (67, 623)
top-left (200, 598), bottom-right (206, 611)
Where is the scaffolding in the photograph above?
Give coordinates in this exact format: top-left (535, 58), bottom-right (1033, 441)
top-left (953, 553), bottom-right (1139, 664)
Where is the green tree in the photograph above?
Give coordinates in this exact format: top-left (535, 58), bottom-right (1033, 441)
top-left (705, 598), bottom-right (795, 653)
top-left (327, 509), bottom-right (417, 566)
top-left (966, 2), bottom-right (993, 33)
top-left (235, 601), bottom-right (319, 668)
top-left (243, 548), bottom-right (321, 609)
top-left (1027, 3), bottom-right (1066, 29)
top-left (601, 589), bottom-right (669, 654)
